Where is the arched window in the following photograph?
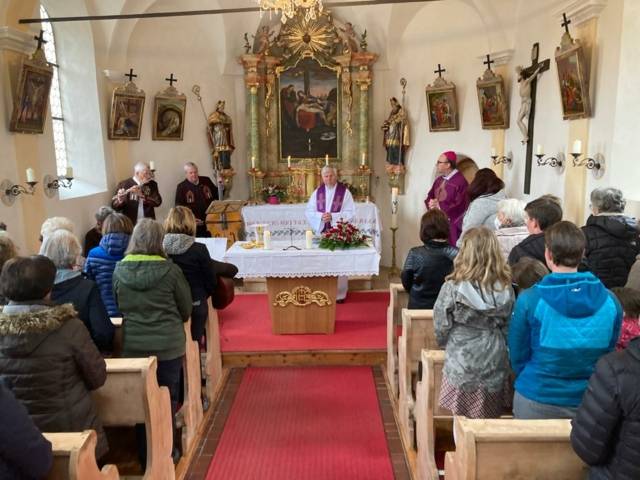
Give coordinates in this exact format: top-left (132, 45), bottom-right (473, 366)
top-left (40, 5), bottom-right (68, 176)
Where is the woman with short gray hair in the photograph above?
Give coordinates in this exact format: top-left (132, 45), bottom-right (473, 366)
top-left (583, 187), bottom-right (639, 288)
top-left (494, 198), bottom-right (530, 259)
top-left (39, 229), bottom-right (114, 353)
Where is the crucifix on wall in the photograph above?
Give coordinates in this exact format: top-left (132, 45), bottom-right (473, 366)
top-left (516, 42), bottom-right (550, 194)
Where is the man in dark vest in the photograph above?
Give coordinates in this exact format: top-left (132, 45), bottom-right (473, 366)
top-left (111, 162), bottom-right (162, 224)
top-left (175, 162), bottom-right (219, 237)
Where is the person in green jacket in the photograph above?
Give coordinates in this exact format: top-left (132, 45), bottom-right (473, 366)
top-left (112, 218), bottom-right (192, 462)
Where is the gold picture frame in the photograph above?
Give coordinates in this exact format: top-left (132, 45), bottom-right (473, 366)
top-left (476, 69), bottom-right (509, 129)
top-left (425, 77), bottom-right (459, 132)
top-left (9, 52), bottom-right (53, 134)
top-left (108, 82), bottom-right (145, 140)
top-left (555, 36), bottom-right (591, 120)
top-left (152, 86), bottom-right (186, 141)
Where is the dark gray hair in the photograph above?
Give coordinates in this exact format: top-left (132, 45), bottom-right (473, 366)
top-left (125, 219), bottom-right (166, 257)
top-left (95, 206), bottom-right (114, 223)
top-left (590, 187), bottom-right (626, 213)
top-left (39, 229), bottom-right (82, 269)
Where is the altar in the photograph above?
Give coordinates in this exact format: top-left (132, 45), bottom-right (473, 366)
top-left (224, 240), bottom-right (380, 334)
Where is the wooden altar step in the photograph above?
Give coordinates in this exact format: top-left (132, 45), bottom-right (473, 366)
top-left (223, 349), bottom-right (386, 367)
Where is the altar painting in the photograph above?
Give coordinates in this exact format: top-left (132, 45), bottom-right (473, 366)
top-left (279, 58), bottom-right (339, 160)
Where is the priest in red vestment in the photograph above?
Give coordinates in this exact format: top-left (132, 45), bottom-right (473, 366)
top-left (424, 151), bottom-right (469, 245)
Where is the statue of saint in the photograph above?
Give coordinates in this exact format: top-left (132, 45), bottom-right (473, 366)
top-left (516, 65), bottom-right (542, 144)
top-left (381, 97), bottom-right (410, 165)
top-left (207, 100), bottom-right (235, 170)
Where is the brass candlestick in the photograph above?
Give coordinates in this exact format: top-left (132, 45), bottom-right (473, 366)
top-left (390, 226), bottom-right (399, 276)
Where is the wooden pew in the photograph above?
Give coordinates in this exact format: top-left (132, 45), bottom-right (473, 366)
top-left (444, 416), bottom-right (588, 480)
top-left (93, 357), bottom-right (175, 480)
top-left (398, 309), bottom-right (441, 457)
top-left (181, 320), bottom-right (204, 456)
top-left (205, 298), bottom-right (224, 403)
top-left (415, 350), bottom-right (452, 480)
top-left (386, 283), bottom-right (409, 399)
top-left (45, 430), bottom-right (119, 480)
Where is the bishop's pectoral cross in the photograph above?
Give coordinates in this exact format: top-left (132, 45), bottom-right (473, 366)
top-left (521, 43), bottom-right (550, 194)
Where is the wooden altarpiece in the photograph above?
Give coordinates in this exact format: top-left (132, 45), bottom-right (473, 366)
top-left (239, 12), bottom-right (378, 203)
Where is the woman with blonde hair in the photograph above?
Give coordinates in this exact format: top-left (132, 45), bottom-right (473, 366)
top-left (434, 227), bottom-right (515, 418)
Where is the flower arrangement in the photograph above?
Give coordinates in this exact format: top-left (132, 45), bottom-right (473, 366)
top-left (319, 220), bottom-right (369, 250)
top-left (261, 184), bottom-right (286, 203)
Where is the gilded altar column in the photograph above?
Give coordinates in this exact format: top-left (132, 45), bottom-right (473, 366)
top-left (248, 84), bottom-right (260, 164)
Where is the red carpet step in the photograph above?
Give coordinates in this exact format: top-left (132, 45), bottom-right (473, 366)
top-left (205, 366), bottom-right (395, 480)
top-left (218, 291), bottom-right (389, 352)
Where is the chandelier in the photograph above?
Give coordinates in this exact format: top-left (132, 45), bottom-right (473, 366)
top-left (257, 0), bottom-right (324, 24)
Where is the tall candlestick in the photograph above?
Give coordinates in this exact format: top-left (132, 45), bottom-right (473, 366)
top-left (325, 154), bottom-right (329, 166)
top-left (572, 140), bottom-right (582, 155)
top-left (26, 168), bottom-right (35, 183)
top-left (305, 230), bottom-right (313, 249)
top-left (361, 152), bottom-right (366, 166)
top-left (65, 166), bottom-right (74, 178)
top-left (287, 155), bottom-right (291, 168)
top-left (536, 144), bottom-right (544, 156)
top-left (251, 156), bottom-right (256, 169)
top-left (391, 212), bottom-right (398, 229)
top-left (149, 161), bottom-right (156, 171)
top-left (391, 187), bottom-right (398, 204)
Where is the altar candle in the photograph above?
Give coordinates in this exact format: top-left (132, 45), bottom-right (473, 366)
top-left (263, 230), bottom-right (271, 250)
top-left (251, 156), bottom-right (256, 169)
top-left (287, 155), bottom-right (291, 168)
top-left (65, 166), bottom-right (74, 178)
top-left (149, 161), bottom-right (156, 171)
top-left (391, 187), bottom-right (398, 204)
top-left (490, 147), bottom-right (497, 157)
top-left (305, 230), bottom-right (313, 249)
top-left (572, 140), bottom-right (582, 155)
top-left (26, 168), bottom-right (35, 183)
top-left (391, 212), bottom-right (398, 229)
top-left (361, 152), bottom-right (366, 166)
top-left (536, 144), bottom-right (544, 156)
top-left (325, 154), bottom-right (329, 166)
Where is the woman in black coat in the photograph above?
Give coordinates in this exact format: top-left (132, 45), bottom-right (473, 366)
top-left (583, 187), bottom-right (639, 288)
top-left (401, 209), bottom-right (457, 309)
top-left (571, 336), bottom-right (640, 479)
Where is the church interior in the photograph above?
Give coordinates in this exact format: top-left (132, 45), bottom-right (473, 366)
top-left (1, 0), bottom-right (640, 479)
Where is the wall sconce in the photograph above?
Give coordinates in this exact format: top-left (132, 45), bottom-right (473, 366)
top-left (490, 149), bottom-right (511, 165)
top-left (569, 140), bottom-right (604, 173)
top-left (533, 145), bottom-right (563, 169)
top-left (1, 179), bottom-right (38, 206)
top-left (43, 170), bottom-right (74, 198)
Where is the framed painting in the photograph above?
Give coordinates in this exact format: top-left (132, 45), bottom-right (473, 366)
top-left (555, 41), bottom-right (590, 120)
top-left (152, 90), bottom-right (186, 141)
top-left (108, 84), bottom-right (145, 140)
top-left (9, 60), bottom-right (53, 134)
top-left (277, 57), bottom-right (340, 161)
top-left (425, 78), bottom-right (459, 132)
top-left (476, 73), bottom-right (509, 129)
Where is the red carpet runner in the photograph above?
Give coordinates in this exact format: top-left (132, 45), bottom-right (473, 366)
top-left (205, 366), bottom-right (395, 480)
top-left (218, 291), bottom-right (388, 352)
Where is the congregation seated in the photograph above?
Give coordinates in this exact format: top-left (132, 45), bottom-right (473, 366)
top-left (401, 209), bottom-right (457, 310)
top-left (434, 227), bottom-right (514, 418)
top-left (40, 216), bottom-right (75, 242)
top-left (509, 221), bottom-right (622, 419)
top-left (84, 212), bottom-right (133, 318)
top-left (626, 255), bottom-right (640, 290)
top-left (508, 195), bottom-right (562, 266)
top-left (456, 168), bottom-right (505, 247)
top-left (0, 235), bottom-right (17, 305)
top-left (511, 256), bottom-right (549, 296)
top-left (582, 187), bottom-right (639, 288)
top-left (493, 198), bottom-right (529, 258)
top-left (571, 336), bottom-right (640, 480)
top-left (163, 206), bottom-right (218, 342)
top-left (112, 218), bottom-right (192, 461)
top-left (0, 380), bottom-right (53, 479)
top-left (83, 206), bottom-right (115, 257)
top-left (611, 287), bottom-right (640, 351)
top-left (0, 255), bottom-right (108, 458)
top-left (40, 229), bottom-right (114, 353)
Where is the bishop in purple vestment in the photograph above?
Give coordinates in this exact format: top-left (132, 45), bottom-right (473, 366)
top-left (425, 151), bottom-right (469, 245)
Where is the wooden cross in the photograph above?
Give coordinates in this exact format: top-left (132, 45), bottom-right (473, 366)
top-left (125, 68), bottom-right (137, 82)
top-left (522, 42), bottom-right (550, 194)
top-left (434, 64), bottom-right (446, 78)
top-left (561, 13), bottom-right (572, 34)
top-left (34, 30), bottom-right (47, 50)
top-left (483, 54), bottom-right (494, 71)
top-left (165, 73), bottom-right (177, 87)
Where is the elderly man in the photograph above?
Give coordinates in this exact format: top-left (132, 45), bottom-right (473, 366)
top-left (305, 165), bottom-right (355, 302)
top-left (112, 162), bottom-right (162, 224)
top-left (424, 151), bottom-right (468, 245)
top-left (175, 162), bottom-right (220, 237)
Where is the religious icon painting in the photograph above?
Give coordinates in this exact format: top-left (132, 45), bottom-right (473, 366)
top-left (108, 82), bottom-right (145, 140)
top-left (555, 36), bottom-right (591, 120)
top-left (152, 86), bottom-right (186, 141)
top-left (9, 50), bottom-right (53, 134)
top-left (476, 70), bottom-right (509, 130)
top-left (425, 77), bottom-right (459, 132)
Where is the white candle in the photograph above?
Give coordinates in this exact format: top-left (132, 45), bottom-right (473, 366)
top-left (287, 155), bottom-right (291, 168)
top-left (572, 140), bottom-right (582, 155)
top-left (263, 230), bottom-right (271, 250)
top-left (149, 161), bottom-right (156, 171)
top-left (325, 154), bottom-right (329, 166)
top-left (391, 212), bottom-right (398, 229)
top-left (361, 152), bottom-right (366, 166)
top-left (491, 147), bottom-right (497, 157)
top-left (305, 230), bottom-right (313, 249)
top-left (26, 168), bottom-right (35, 183)
top-left (251, 156), bottom-right (256, 169)
top-left (536, 144), bottom-right (544, 156)
top-left (65, 166), bottom-right (74, 178)
top-left (391, 187), bottom-right (398, 204)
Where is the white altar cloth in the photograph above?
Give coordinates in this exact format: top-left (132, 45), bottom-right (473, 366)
top-left (241, 202), bottom-right (382, 252)
top-left (223, 241), bottom-right (380, 279)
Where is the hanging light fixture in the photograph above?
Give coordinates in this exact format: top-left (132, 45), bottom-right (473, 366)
top-left (257, 0), bottom-right (324, 24)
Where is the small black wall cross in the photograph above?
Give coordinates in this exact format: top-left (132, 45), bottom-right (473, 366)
top-left (434, 64), bottom-right (446, 78)
top-left (483, 54), bottom-right (495, 71)
top-left (34, 30), bottom-right (47, 50)
top-left (165, 73), bottom-right (178, 87)
top-left (125, 68), bottom-right (137, 82)
top-left (561, 13), bottom-right (572, 34)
